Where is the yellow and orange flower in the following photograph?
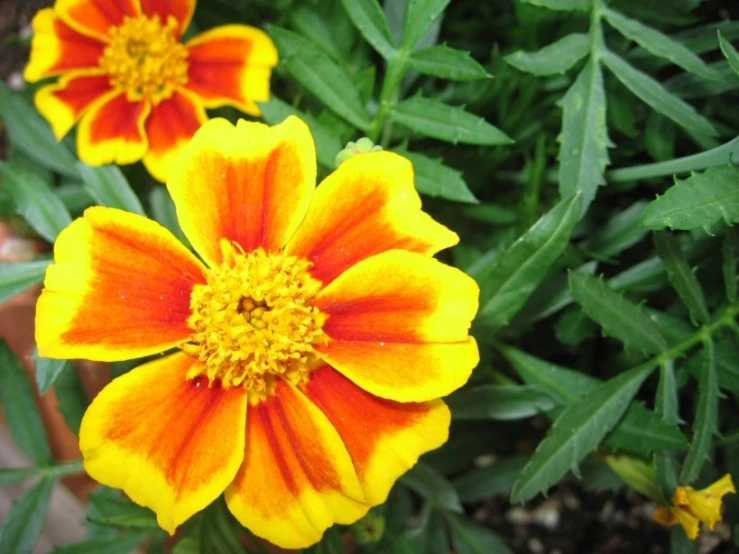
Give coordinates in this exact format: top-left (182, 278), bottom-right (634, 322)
top-left (653, 474), bottom-right (736, 540)
top-left (24, 0), bottom-right (277, 182)
top-left (35, 116), bottom-right (479, 548)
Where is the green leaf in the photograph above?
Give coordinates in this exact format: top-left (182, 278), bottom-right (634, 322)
top-left (680, 339), bottom-right (718, 484)
top-left (557, 60), bottom-right (611, 214)
top-left (340, 0), bottom-right (396, 58)
top-left (453, 456), bottom-right (527, 502)
top-left (603, 8), bottom-right (719, 79)
top-left (474, 194), bottom-right (581, 330)
top-left (0, 161), bottom-right (72, 242)
top-left (88, 502), bottom-right (159, 530)
top-left (0, 81), bottom-right (79, 179)
top-left (259, 97), bottom-right (343, 169)
top-left (520, 0), bottom-right (590, 10)
top-left (603, 50), bottom-right (718, 137)
top-left (639, 165), bottom-right (739, 231)
top-left (569, 272), bottom-right (668, 355)
top-left (501, 346), bottom-right (687, 455)
top-left (0, 479), bottom-right (54, 553)
top-left (653, 232), bottom-right (710, 324)
top-left (718, 30), bottom-right (739, 77)
top-left (408, 45), bottom-right (490, 81)
top-left (511, 364), bottom-right (654, 502)
top-left (268, 26), bottom-right (370, 130)
top-left (0, 341), bottom-right (53, 463)
top-left (402, 0), bottom-right (451, 49)
top-left (687, 338), bottom-right (739, 393)
top-left (172, 499), bottom-right (247, 554)
top-left (0, 460), bottom-right (83, 487)
top-left (447, 514), bottom-right (513, 554)
top-left (54, 366), bottom-right (88, 435)
top-left (581, 201), bottom-right (647, 257)
top-left (149, 187), bottom-right (188, 246)
top-left (0, 260), bottom-right (50, 306)
top-left (76, 163), bottom-right (145, 216)
top-left (723, 227), bottom-right (737, 303)
top-left (390, 95), bottom-right (513, 145)
top-left (54, 532), bottom-right (149, 554)
top-left (447, 385), bottom-right (556, 420)
top-left (32, 349), bottom-right (70, 395)
top-left (506, 33), bottom-right (589, 76)
top-left (401, 462), bottom-right (462, 513)
top-left (393, 147), bottom-right (478, 203)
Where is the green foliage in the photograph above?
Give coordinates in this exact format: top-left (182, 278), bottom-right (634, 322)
top-left (1, 0), bottom-right (738, 551)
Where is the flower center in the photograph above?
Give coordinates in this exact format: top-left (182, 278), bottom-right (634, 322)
top-left (183, 243), bottom-right (327, 401)
top-left (99, 15), bottom-right (188, 101)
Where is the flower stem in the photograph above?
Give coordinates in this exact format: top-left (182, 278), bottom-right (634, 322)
top-left (368, 50), bottom-right (409, 145)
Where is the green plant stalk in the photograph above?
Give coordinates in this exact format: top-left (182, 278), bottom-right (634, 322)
top-left (368, 50), bottom-right (409, 145)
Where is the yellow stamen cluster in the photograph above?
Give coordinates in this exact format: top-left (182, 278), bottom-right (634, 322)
top-left (183, 243), bottom-right (327, 401)
top-left (99, 15), bottom-right (188, 101)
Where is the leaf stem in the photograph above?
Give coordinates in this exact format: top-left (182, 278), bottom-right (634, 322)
top-left (368, 50), bottom-right (409, 144)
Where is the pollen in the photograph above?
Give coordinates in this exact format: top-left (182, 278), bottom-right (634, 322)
top-left (99, 15), bottom-right (189, 101)
top-left (183, 242), bottom-right (328, 401)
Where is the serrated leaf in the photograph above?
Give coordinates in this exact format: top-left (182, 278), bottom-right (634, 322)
top-left (569, 272), bottom-right (668, 355)
top-left (520, 0), bottom-right (590, 10)
top-left (718, 30), bottom-right (739, 77)
top-left (393, 147), bottom-right (477, 203)
top-left (390, 95), bottom-right (512, 145)
top-left (557, 60), bottom-right (611, 214)
top-left (501, 346), bottom-right (688, 455)
top-left (723, 227), bottom-right (737, 303)
top-left (0, 160), bottom-right (72, 242)
top-left (402, 0), bottom-right (451, 49)
top-left (0, 260), bottom-right (50, 306)
top-left (149, 187), bottom-right (188, 246)
top-left (54, 366), bottom-right (88, 435)
top-left (401, 462), bottom-right (462, 513)
top-left (447, 514), bottom-right (513, 554)
top-left (511, 364), bottom-right (654, 502)
top-left (341, 0), bottom-right (396, 58)
top-left (604, 8), bottom-right (718, 79)
top-left (259, 97), bottom-right (342, 169)
top-left (0, 341), bottom-right (53, 463)
top-left (654, 232), bottom-right (709, 324)
top-left (32, 349), bottom-right (70, 395)
top-left (680, 339), bottom-right (718, 484)
top-left (0, 478), bottom-right (55, 554)
top-left (506, 33), bottom-right (589, 76)
top-left (0, 81), bottom-right (79, 179)
top-left (687, 338), bottom-right (739, 393)
top-left (408, 45), bottom-right (490, 81)
top-left (603, 50), bottom-right (718, 137)
top-left (474, 194), bottom-right (581, 330)
top-left (640, 165), bottom-right (739, 231)
top-left (268, 26), bottom-right (370, 130)
top-left (447, 385), bottom-right (557, 420)
top-left (76, 163), bottom-right (145, 216)
top-left (452, 456), bottom-right (528, 502)
top-left (54, 531), bottom-right (149, 554)
top-left (0, 460), bottom-right (83, 487)
top-left (582, 201), bottom-right (648, 257)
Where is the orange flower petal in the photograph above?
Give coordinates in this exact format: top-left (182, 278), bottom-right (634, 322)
top-left (168, 116), bottom-right (316, 266)
top-left (304, 366), bottom-right (450, 504)
top-left (36, 206), bottom-right (206, 361)
top-left (185, 25), bottom-right (278, 116)
top-left (56, 0), bottom-right (141, 42)
top-left (34, 73), bottom-right (111, 140)
top-left (80, 353), bottom-right (248, 533)
top-left (140, 0), bottom-right (194, 36)
top-left (225, 380), bottom-right (369, 549)
top-left (24, 9), bottom-right (106, 82)
top-left (314, 250), bottom-right (479, 402)
top-left (286, 151), bottom-right (459, 285)
top-left (142, 89), bottom-right (207, 183)
top-left (77, 90), bottom-right (150, 166)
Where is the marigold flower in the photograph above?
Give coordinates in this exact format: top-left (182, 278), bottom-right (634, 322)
top-left (35, 116), bottom-right (479, 548)
top-left (653, 474), bottom-right (736, 540)
top-left (24, 0), bottom-right (277, 182)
